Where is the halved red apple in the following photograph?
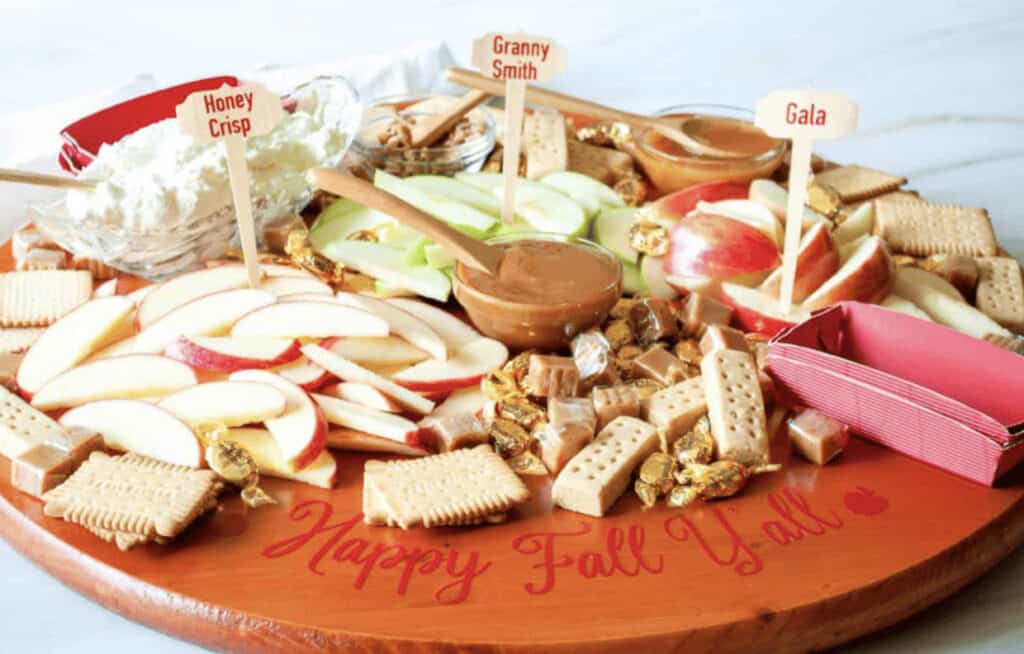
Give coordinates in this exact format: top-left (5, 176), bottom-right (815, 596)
top-left (663, 212), bottom-right (781, 285)
top-left (165, 335), bottom-right (301, 371)
top-left (231, 301), bottom-right (389, 339)
top-left (802, 236), bottom-right (894, 311)
top-left (312, 393), bottom-right (422, 445)
top-left (228, 369), bottom-right (327, 470)
top-left (760, 222), bottom-right (839, 303)
top-left (325, 428), bottom-right (430, 456)
top-left (392, 338), bottom-right (508, 393)
top-left (720, 282), bottom-right (811, 336)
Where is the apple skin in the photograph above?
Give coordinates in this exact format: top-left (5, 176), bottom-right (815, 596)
top-left (651, 181), bottom-right (749, 219)
top-left (720, 283), bottom-right (810, 337)
top-left (164, 337), bottom-right (302, 372)
top-left (802, 237), bottom-right (894, 311)
top-left (760, 222), bottom-right (839, 303)
top-left (663, 212), bottom-right (781, 284)
top-left (289, 400), bottom-right (329, 471)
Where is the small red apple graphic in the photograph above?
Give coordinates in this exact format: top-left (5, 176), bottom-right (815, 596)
top-left (844, 486), bottom-right (889, 516)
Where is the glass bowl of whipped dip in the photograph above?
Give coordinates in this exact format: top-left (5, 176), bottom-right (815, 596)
top-left (29, 76), bottom-right (361, 279)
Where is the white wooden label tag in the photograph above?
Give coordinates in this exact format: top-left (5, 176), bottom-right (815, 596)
top-left (755, 89), bottom-right (857, 309)
top-left (472, 33), bottom-right (567, 224)
top-left (176, 83), bottom-right (284, 287)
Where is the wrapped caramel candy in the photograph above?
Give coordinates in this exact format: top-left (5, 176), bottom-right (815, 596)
top-left (262, 214), bottom-right (309, 253)
top-left (498, 397), bottom-right (546, 430)
top-left (666, 485), bottom-right (700, 509)
top-left (672, 339), bottom-right (703, 365)
top-left (603, 319), bottom-right (635, 350)
top-left (571, 329), bottom-right (617, 388)
top-left (891, 255), bottom-right (919, 268)
top-left (610, 298), bottom-right (640, 321)
top-left (503, 350), bottom-right (536, 384)
top-left (630, 298), bottom-right (679, 345)
top-left (490, 418), bottom-right (532, 458)
top-left (482, 369), bottom-right (523, 401)
top-left (347, 229), bottom-right (380, 243)
top-left (628, 221), bottom-right (670, 257)
top-left (806, 181), bottom-right (842, 219)
top-left (285, 231), bottom-right (345, 283)
top-left (634, 479), bottom-right (659, 510)
top-left (506, 450), bottom-right (549, 476)
top-left (639, 451), bottom-right (676, 495)
top-left (689, 460), bottom-right (750, 500)
top-left (197, 422), bottom-right (275, 509)
top-left (672, 415), bottom-right (715, 465)
top-left (576, 121), bottom-right (633, 149)
top-left (614, 175), bottom-right (648, 207)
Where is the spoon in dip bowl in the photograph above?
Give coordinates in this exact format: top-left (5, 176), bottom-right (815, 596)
top-left (0, 168), bottom-right (97, 191)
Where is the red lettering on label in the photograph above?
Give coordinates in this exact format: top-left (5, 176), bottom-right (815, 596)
top-left (261, 500), bottom-right (491, 605)
top-left (664, 507), bottom-right (763, 576)
top-left (785, 101), bottom-right (827, 126)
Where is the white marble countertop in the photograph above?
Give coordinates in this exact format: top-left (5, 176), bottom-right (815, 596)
top-left (1, 1), bottom-right (1023, 652)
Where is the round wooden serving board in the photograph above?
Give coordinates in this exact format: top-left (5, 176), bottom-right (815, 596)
top-left (2, 249), bottom-right (1024, 654)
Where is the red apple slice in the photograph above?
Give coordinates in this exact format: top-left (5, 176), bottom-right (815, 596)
top-left (231, 301), bottom-right (389, 339)
top-left (312, 393), bottom-right (422, 444)
top-left (135, 288), bottom-right (276, 353)
top-left (663, 212), bottom-right (781, 285)
top-left (748, 179), bottom-right (828, 231)
top-left (326, 336), bottom-right (429, 367)
top-left (334, 292), bottom-right (447, 360)
top-left (227, 428), bottom-right (337, 488)
top-left (165, 336), bottom-right (301, 371)
top-left (319, 382), bottom-right (403, 413)
top-left (17, 296), bottom-right (135, 396)
top-left (665, 273), bottom-right (716, 297)
top-left (651, 181), bottom-right (748, 218)
top-left (228, 369), bottom-right (327, 470)
top-left (433, 386), bottom-right (489, 418)
top-left (59, 400), bottom-right (202, 467)
top-left (259, 276), bottom-right (333, 297)
top-left (158, 381), bottom-right (287, 427)
top-left (696, 199), bottom-right (784, 247)
top-left (325, 428), bottom-right (429, 457)
top-left (301, 344), bottom-right (435, 415)
top-left (721, 282), bottom-right (811, 336)
top-left (802, 236), bottom-right (894, 311)
top-left (31, 355), bottom-right (198, 410)
top-left (385, 298), bottom-right (481, 350)
top-left (271, 356), bottom-right (333, 391)
top-left (392, 338), bottom-right (509, 393)
top-left (760, 222), bottom-right (839, 303)
top-left (88, 335), bottom-right (142, 361)
top-left (137, 264), bottom-right (256, 328)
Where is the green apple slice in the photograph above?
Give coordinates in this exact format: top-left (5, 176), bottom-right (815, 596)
top-left (406, 175), bottom-right (501, 217)
top-left (622, 261), bottom-right (647, 295)
top-left (454, 171), bottom-right (504, 192)
top-left (487, 179), bottom-right (587, 236)
top-left (593, 207), bottom-right (640, 265)
top-left (374, 170), bottom-right (496, 238)
top-left (321, 240), bottom-right (451, 302)
top-left (309, 198), bottom-right (394, 250)
top-left (424, 243), bottom-right (454, 269)
top-left (541, 171), bottom-right (625, 216)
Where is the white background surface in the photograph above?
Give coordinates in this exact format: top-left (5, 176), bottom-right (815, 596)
top-left (1, 1), bottom-right (1023, 652)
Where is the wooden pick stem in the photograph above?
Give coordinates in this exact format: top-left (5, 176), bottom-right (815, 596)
top-left (305, 168), bottom-right (505, 276)
top-left (444, 67), bottom-right (740, 158)
top-left (0, 168), bottom-right (97, 191)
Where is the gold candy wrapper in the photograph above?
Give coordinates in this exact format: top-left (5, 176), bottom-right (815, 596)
top-left (610, 298), bottom-right (639, 321)
top-left (806, 181), bottom-right (842, 218)
top-left (604, 319), bottom-right (635, 350)
top-left (672, 415), bottom-right (715, 465)
top-left (285, 230), bottom-right (346, 283)
top-left (498, 397), bottom-right (546, 430)
top-left (672, 340), bottom-right (702, 365)
top-left (639, 452), bottom-right (677, 495)
top-left (614, 176), bottom-right (648, 207)
top-left (634, 479), bottom-right (659, 510)
top-left (506, 451), bottom-right (549, 476)
top-left (666, 485), bottom-right (700, 509)
top-left (503, 350), bottom-right (536, 384)
top-left (490, 417), bottom-right (532, 458)
top-left (197, 422), bottom-right (276, 509)
top-left (346, 229), bottom-right (379, 243)
top-left (576, 121), bottom-right (633, 149)
top-left (689, 460), bottom-right (751, 500)
top-left (240, 485), bottom-right (277, 508)
top-left (628, 220), bottom-right (670, 257)
top-left (341, 271), bottom-right (377, 294)
top-left (482, 369), bottom-right (524, 401)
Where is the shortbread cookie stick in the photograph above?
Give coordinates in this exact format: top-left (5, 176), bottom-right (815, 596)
top-left (0, 385), bottom-right (68, 459)
top-left (640, 377), bottom-right (706, 450)
top-left (551, 416), bottom-right (659, 518)
top-left (700, 349), bottom-right (770, 466)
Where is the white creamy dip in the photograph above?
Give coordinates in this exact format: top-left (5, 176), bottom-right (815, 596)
top-left (66, 92), bottom-right (349, 231)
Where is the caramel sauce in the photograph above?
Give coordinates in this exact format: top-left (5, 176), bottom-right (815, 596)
top-left (648, 114), bottom-right (778, 159)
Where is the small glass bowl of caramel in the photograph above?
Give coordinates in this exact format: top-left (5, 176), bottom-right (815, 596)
top-left (453, 232), bottom-right (623, 350)
top-left (632, 103), bottom-right (786, 196)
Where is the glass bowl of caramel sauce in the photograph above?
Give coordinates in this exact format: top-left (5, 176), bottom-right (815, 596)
top-left (632, 103), bottom-right (786, 195)
top-left (454, 232), bottom-right (623, 350)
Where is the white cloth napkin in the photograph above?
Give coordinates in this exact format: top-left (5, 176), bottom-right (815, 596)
top-left (0, 40), bottom-right (457, 241)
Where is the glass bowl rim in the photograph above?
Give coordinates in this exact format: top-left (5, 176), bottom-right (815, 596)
top-left (636, 102), bottom-right (786, 164)
top-left (352, 93), bottom-right (495, 156)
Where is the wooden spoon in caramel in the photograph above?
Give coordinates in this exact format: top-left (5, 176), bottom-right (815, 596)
top-left (408, 90), bottom-right (492, 148)
top-left (305, 168), bottom-right (504, 276)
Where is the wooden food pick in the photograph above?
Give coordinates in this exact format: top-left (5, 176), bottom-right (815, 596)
top-left (445, 67), bottom-right (730, 159)
top-left (306, 168), bottom-right (504, 276)
top-left (469, 34), bottom-right (567, 223)
top-left (755, 89), bottom-right (858, 308)
top-left (409, 90), bottom-right (492, 148)
top-left (176, 83), bottom-right (285, 288)
top-left (0, 168), bottom-right (97, 191)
